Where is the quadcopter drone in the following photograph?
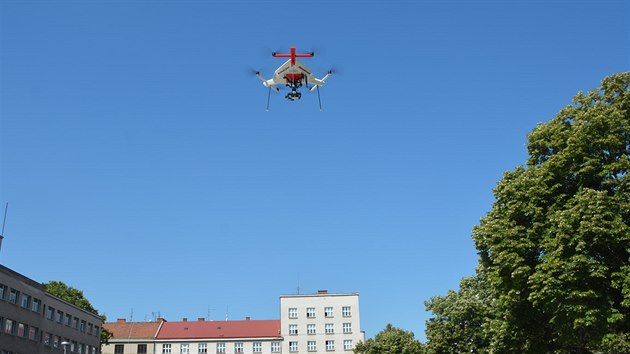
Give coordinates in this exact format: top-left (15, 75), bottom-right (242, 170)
top-left (255, 46), bottom-right (333, 110)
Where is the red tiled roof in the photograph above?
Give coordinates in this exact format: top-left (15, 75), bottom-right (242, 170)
top-left (157, 320), bottom-right (281, 339)
top-left (104, 321), bottom-right (163, 339)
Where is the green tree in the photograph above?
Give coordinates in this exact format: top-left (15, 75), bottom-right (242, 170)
top-left (424, 276), bottom-right (492, 353)
top-left (354, 324), bottom-right (425, 354)
top-left (424, 72), bottom-right (630, 353)
top-left (43, 280), bottom-right (114, 347)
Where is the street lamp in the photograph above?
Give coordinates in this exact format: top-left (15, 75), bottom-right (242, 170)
top-left (61, 341), bottom-right (70, 354)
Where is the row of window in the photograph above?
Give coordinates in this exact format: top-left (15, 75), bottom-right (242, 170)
top-left (43, 333), bottom-right (98, 354)
top-left (288, 339), bottom-right (353, 352)
top-left (44, 305), bottom-right (100, 336)
top-left (0, 282), bottom-right (100, 338)
top-left (288, 322), bottom-right (352, 335)
top-left (0, 316), bottom-right (97, 354)
top-left (288, 306), bottom-right (352, 319)
top-left (0, 283), bottom-right (43, 313)
top-left (115, 344), bottom-right (147, 354)
top-left (158, 341), bottom-right (282, 354)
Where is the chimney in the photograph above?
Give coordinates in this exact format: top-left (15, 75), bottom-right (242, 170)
top-left (245, 317), bottom-right (250, 320)
top-left (117, 319), bottom-right (126, 323)
top-left (318, 290), bottom-right (328, 294)
top-left (182, 318), bottom-right (188, 322)
top-left (198, 318), bottom-right (205, 322)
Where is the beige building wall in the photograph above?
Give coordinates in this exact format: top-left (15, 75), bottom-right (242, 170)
top-left (280, 292), bottom-right (364, 353)
top-left (101, 341), bottom-right (158, 354)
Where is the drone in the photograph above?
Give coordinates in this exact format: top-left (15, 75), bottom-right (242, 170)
top-left (255, 46), bottom-right (333, 110)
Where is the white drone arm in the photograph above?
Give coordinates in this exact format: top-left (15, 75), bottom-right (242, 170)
top-left (256, 72), bottom-right (279, 92)
top-left (309, 71), bottom-right (332, 92)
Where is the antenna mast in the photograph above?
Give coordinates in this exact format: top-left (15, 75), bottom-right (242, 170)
top-left (0, 203), bottom-right (7, 256)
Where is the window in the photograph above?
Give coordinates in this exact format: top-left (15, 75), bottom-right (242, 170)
top-left (74, 316), bottom-right (79, 329)
top-left (94, 326), bottom-right (100, 336)
top-left (288, 307), bottom-right (298, 319)
top-left (79, 343), bottom-right (85, 354)
top-left (306, 307), bottom-right (316, 318)
top-left (17, 322), bottom-right (26, 337)
top-left (342, 306), bottom-right (351, 317)
top-left (344, 340), bottom-right (353, 351)
top-left (216, 343), bottom-right (225, 353)
top-left (56, 310), bottom-right (63, 323)
top-left (31, 298), bottom-right (41, 313)
top-left (8, 289), bottom-right (18, 304)
top-left (325, 323), bottom-right (334, 334)
top-left (289, 341), bottom-right (298, 352)
top-left (343, 323), bottom-right (352, 334)
top-left (324, 307), bottom-right (333, 317)
top-left (307, 324), bottom-right (316, 334)
top-left (307, 341), bottom-right (316, 352)
top-left (181, 344), bottom-right (190, 354)
top-left (115, 344), bottom-right (124, 354)
top-left (0, 283), bottom-right (6, 300)
top-left (46, 306), bottom-right (54, 320)
top-left (88, 323), bottom-right (93, 334)
top-left (4, 319), bottom-right (14, 335)
top-left (65, 314), bottom-right (72, 326)
top-left (326, 340), bottom-right (335, 351)
top-left (53, 335), bottom-right (60, 348)
top-left (44, 332), bottom-right (52, 346)
top-left (271, 342), bottom-right (280, 353)
top-left (80, 320), bottom-right (86, 332)
top-left (198, 343), bottom-right (207, 353)
top-left (252, 342), bottom-right (262, 353)
top-left (20, 293), bottom-right (31, 308)
top-left (138, 344), bottom-right (148, 354)
top-left (289, 324), bottom-right (298, 335)
top-left (162, 344), bottom-right (172, 354)
top-left (28, 326), bottom-right (39, 341)
top-left (234, 342), bottom-right (243, 353)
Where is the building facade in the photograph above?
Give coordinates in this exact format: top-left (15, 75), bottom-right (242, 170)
top-left (280, 291), bottom-right (363, 354)
top-left (155, 319), bottom-right (282, 354)
top-left (103, 291), bottom-right (363, 354)
top-left (0, 264), bottom-right (103, 354)
top-left (100, 318), bottom-right (164, 354)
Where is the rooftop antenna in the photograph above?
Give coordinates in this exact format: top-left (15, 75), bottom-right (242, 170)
top-left (130, 308), bottom-right (133, 322)
top-left (225, 305), bottom-right (229, 321)
top-left (1, 203), bottom-right (8, 235)
top-left (0, 203), bottom-right (7, 256)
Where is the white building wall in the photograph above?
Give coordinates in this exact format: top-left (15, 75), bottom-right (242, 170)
top-left (153, 338), bottom-right (282, 354)
top-left (280, 292), bottom-right (364, 353)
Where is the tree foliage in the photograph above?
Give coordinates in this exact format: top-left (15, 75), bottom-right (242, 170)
top-left (424, 72), bottom-right (630, 353)
top-left (424, 276), bottom-right (492, 353)
top-left (354, 324), bottom-right (425, 354)
top-left (43, 280), bottom-right (114, 347)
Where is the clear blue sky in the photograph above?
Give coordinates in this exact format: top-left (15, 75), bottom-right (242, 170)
top-left (1, 0), bottom-right (628, 341)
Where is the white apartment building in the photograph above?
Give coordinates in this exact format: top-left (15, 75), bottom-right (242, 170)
top-left (280, 291), bottom-right (364, 353)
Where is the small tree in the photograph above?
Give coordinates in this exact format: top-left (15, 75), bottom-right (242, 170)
top-left (354, 324), bottom-right (425, 354)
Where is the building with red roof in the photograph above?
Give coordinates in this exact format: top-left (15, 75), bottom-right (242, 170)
top-left (102, 291), bottom-right (363, 354)
top-left (101, 318), bottom-right (165, 354)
